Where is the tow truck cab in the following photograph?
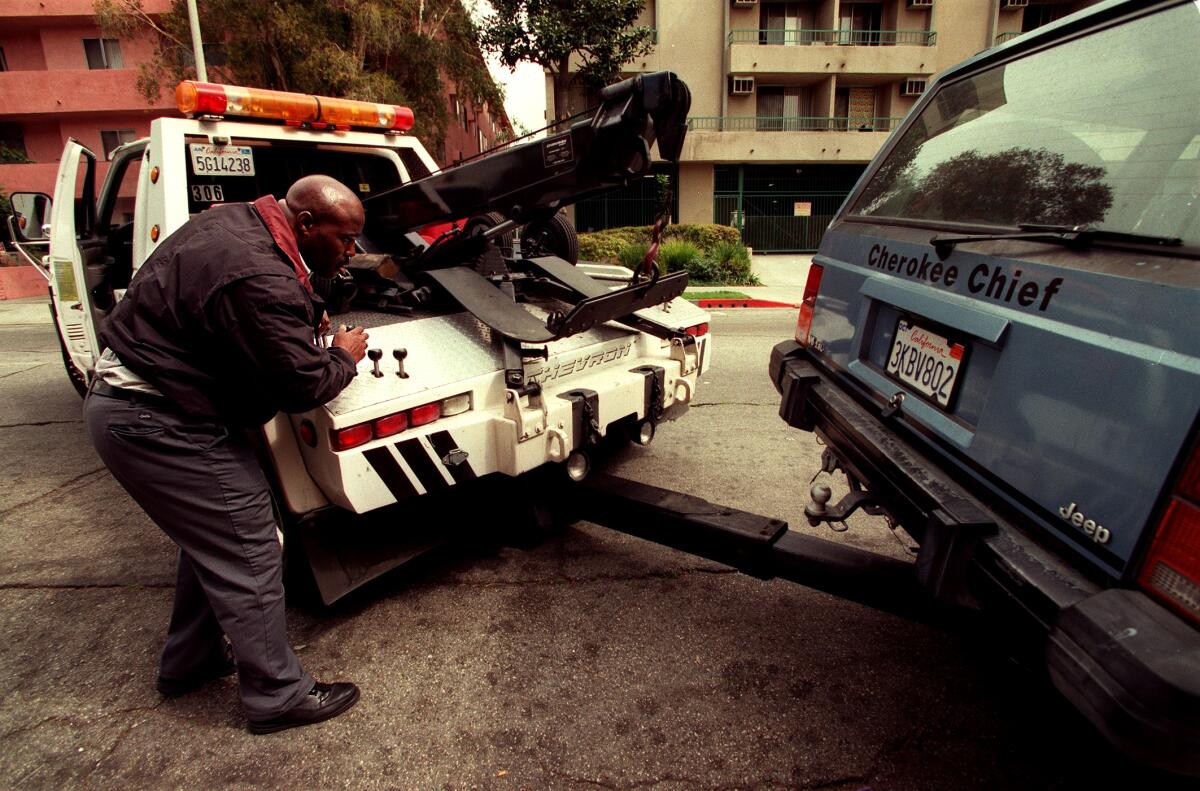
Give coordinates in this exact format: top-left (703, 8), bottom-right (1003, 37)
top-left (770, 0), bottom-right (1199, 775)
top-left (13, 79), bottom-right (712, 599)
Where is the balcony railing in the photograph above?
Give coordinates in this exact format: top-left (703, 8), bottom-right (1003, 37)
top-left (993, 31), bottom-right (1020, 45)
top-left (688, 116), bottom-right (904, 132)
top-left (728, 28), bottom-right (937, 46)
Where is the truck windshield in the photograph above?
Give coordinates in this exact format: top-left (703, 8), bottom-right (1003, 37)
top-left (183, 139), bottom-right (405, 215)
top-left (850, 3), bottom-right (1200, 249)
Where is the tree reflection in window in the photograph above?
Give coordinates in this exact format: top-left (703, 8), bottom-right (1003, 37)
top-left (860, 146), bottom-right (1112, 228)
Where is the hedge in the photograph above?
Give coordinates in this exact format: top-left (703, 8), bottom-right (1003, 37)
top-left (579, 223), bottom-right (758, 286)
top-left (578, 223), bottom-right (742, 262)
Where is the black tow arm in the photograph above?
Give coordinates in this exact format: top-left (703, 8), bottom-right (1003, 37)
top-left (574, 473), bottom-right (946, 623)
top-left (362, 71), bottom-right (692, 237)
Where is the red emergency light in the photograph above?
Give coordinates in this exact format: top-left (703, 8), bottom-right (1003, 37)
top-left (175, 81), bottom-right (414, 132)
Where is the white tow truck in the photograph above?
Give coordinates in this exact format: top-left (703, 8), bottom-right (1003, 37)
top-left (8, 74), bottom-right (712, 601)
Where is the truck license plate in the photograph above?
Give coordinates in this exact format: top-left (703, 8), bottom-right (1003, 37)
top-left (189, 144), bottom-right (255, 176)
top-left (885, 319), bottom-right (964, 408)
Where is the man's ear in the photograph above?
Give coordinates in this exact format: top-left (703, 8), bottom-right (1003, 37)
top-left (295, 210), bottom-right (316, 238)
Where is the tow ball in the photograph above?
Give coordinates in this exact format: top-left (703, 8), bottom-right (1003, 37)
top-left (804, 482), bottom-right (878, 527)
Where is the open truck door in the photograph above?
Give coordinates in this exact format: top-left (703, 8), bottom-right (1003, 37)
top-left (46, 140), bottom-right (100, 394)
top-left (45, 138), bottom-right (147, 396)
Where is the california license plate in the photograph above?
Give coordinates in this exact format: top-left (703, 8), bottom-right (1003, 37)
top-left (885, 319), bottom-right (965, 408)
top-left (189, 144), bottom-right (255, 176)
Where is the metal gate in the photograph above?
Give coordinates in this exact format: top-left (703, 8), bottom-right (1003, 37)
top-left (575, 166), bottom-right (678, 232)
top-left (714, 164), bottom-right (866, 252)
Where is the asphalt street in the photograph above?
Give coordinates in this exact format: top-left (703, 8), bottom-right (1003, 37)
top-left (0, 305), bottom-right (1187, 790)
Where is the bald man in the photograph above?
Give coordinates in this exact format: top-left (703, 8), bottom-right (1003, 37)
top-left (84, 176), bottom-right (369, 733)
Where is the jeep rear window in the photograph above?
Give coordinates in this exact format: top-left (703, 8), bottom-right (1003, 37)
top-left (850, 3), bottom-right (1200, 248)
top-left (183, 140), bottom-right (404, 215)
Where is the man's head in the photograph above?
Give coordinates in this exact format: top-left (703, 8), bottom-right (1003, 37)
top-left (280, 175), bottom-right (365, 277)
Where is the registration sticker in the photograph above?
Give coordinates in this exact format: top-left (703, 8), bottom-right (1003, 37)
top-left (885, 320), bottom-right (965, 408)
top-left (189, 143), bottom-right (255, 176)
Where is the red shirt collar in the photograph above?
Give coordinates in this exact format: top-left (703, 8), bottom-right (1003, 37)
top-left (252, 195), bottom-right (311, 293)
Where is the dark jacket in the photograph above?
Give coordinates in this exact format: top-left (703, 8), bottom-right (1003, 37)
top-left (101, 201), bottom-right (356, 425)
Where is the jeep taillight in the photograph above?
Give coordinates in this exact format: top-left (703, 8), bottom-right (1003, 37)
top-left (1137, 438), bottom-right (1200, 625)
top-left (795, 263), bottom-right (824, 346)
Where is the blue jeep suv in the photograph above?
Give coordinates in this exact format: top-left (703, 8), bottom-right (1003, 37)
top-left (770, 0), bottom-right (1199, 775)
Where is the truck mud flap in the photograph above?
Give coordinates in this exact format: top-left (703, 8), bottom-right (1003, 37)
top-left (575, 472), bottom-right (947, 623)
top-left (427, 265), bottom-right (688, 343)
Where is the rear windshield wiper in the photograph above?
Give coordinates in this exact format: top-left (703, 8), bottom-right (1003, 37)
top-left (930, 223), bottom-right (1182, 259)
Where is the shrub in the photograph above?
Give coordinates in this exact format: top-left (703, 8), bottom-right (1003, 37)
top-left (657, 240), bottom-right (702, 274)
top-left (578, 223), bottom-right (755, 285)
top-left (616, 242), bottom-right (649, 269)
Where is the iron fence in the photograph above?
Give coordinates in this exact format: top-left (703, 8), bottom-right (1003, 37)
top-left (688, 116), bottom-right (904, 132)
top-left (727, 28), bottom-right (937, 46)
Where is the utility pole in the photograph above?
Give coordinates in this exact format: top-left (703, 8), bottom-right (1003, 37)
top-left (186, 0), bottom-right (208, 82)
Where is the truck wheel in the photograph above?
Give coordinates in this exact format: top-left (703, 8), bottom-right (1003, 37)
top-left (50, 305), bottom-right (88, 398)
top-left (522, 213), bottom-right (579, 264)
top-left (463, 211), bottom-right (514, 258)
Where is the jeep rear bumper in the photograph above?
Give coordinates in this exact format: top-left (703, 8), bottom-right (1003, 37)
top-left (770, 340), bottom-right (1200, 777)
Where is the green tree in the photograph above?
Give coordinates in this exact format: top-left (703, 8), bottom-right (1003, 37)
top-left (479, 0), bottom-right (653, 121)
top-left (94, 0), bottom-right (504, 154)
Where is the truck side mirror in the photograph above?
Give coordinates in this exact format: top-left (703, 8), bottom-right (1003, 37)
top-left (8, 192), bottom-right (53, 242)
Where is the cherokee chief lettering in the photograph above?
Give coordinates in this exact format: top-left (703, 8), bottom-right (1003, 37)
top-left (867, 244), bottom-right (1063, 311)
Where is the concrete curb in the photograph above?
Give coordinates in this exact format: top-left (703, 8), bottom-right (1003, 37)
top-left (693, 298), bottom-right (797, 309)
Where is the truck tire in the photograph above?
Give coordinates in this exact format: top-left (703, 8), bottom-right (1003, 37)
top-left (463, 211), bottom-right (514, 258)
top-left (49, 302), bottom-right (88, 398)
top-left (522, 213), bottom-right (579, 264)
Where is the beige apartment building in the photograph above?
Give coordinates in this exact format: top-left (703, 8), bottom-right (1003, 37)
top-left (559, 0), bottom-right (1098, 251)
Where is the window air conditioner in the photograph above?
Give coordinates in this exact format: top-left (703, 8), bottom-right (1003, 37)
top-left (900, 79), bottom-right (927, 96)
top-left (907, 0), bottom-right (933, 8)
top-left (729, 76), bottom-right (755, 95)
top-left (732, 0), bottom-right (758, 7)
top-left (1001, 0), bottom-right (1028, 9)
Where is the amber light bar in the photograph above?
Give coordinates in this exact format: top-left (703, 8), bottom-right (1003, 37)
top-left (175, 81), bottom-right (414, 131)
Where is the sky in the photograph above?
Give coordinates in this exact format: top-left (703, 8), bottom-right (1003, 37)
top-left (487, 59), bottom-right (547, 135)
top-left (472, 1), bottom-right (548, 135)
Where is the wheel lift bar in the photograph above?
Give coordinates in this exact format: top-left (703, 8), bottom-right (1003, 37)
top-left (574, 472), bottom-right (942, 623)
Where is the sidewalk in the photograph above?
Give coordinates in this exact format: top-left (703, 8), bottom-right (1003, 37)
top-left (685, 253), bottom-right (812, 307)
top-left (0, 296), bottom-right (49, 325)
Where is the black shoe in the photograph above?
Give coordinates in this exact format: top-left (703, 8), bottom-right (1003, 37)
top-left (247, 681), bottom-right (360, 735)
top-left (156, 642), bottom-right (236, 697)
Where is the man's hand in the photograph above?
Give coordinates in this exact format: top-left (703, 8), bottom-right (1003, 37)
top-left (332, 325), bottom-right (369, 363)
top-left (318, 311), bottom-right (332, 337)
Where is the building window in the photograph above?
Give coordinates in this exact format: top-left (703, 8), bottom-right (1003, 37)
top-left (83, 38), bottom-right (124, 70)
top-left (759, 2), bottom-right (816, 45)
top-left (0, 123), bottom-right (28, 162)
top-left (100, 129), bottom-right (136, 159)
top-left (0, 47), bottom-right (8, 72)
top-left (756, 86), bottom-right (812, 131)
top-left (1023, 3), bottom-right (1072, 32)
top-left (838, 2), bottom-right (883, 45)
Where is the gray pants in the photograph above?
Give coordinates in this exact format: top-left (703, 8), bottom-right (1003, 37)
top-left (84, 390), bottom-right (312, 717)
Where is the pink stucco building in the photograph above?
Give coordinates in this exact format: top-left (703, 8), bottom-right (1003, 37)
top-left (0, 0), bottom-right (177, 211)
top-left (1, 0), bottom-right (509, 218)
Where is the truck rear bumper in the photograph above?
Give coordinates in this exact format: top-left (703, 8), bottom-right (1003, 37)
top-left (770, 340), bottom-right (1200, 777)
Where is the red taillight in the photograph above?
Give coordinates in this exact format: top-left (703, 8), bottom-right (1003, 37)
top-left (298, 420), bottom-right (317, 448)
top-left (330, 423), bottom-right (372, 451)
top-left (1138, 441), bottom-right (1200, 624)
top-left (409, 403), bottom-right (441, 427)
top-left (372, 412), bottom-right (409, 438)
top-left (685, 323), bottom-right (709, 337)
top-left (795, 263), bottom-right (824, 346)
